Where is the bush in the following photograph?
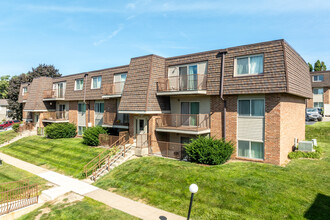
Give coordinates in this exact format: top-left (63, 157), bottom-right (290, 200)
top-left (45, 123), bottom-right (77, 139)
top-left (288, 146), bottom-right (322, 159)
top-left (83, 126), bottom-right (107, 146)
top-left (12, 123), bottom-right (20, 133)
top-left (185, 136), bottom-right (234, 165)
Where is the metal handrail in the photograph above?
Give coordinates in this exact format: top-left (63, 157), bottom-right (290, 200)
top-left (102, 82), bottom-right (125, 95)
top-left (155, 113), bottom-right (210, 130)
top-left (157, 74), bottom-right (207, 92)
top-left (84, 133), bottom-right (129, 178)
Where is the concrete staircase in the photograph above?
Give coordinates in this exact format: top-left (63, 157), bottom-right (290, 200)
top-left (88, 143), bottom-right (136, 182)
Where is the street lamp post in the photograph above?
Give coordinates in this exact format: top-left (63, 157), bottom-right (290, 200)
top-left (187, 184), bottom-right (198, 220)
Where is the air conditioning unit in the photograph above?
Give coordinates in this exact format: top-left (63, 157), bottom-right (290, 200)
top-left (298, 141), bottom-right (314, 152)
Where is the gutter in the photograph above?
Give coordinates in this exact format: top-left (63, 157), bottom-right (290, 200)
top-left (218, 50), bottom-right (227, 140)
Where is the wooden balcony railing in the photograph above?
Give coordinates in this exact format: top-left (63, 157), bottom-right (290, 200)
top-left (43, 89), bottom-right (65, 99)
top-left (149, 140), bottom-right (185, 160)
top-left (156, 114), bottom-right (210, 131)
top-left (157, 74), bottom-right (207, 92)
top-left (103, 112), bottom-right (129, 126)
top-left (43, 111), bottom-right (69, 121)
top-left (103, 82), bottom-right (125, 96)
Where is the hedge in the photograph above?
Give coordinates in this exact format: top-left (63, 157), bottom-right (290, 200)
top-left (44, 123), bottom-right (77, 139)
top-left (83, 126), bottom-right (107, 146)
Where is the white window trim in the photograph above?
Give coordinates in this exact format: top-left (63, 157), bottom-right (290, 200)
top-left (237, 140), bottom-right (264, 160)
top-left (91, 76), bottom-right (102, 89)
top-left (22, 87), bottom-right (27, 95)
top-left (114, 73), bottom-right (128, 83)
top-left (168, 62), bottom-right (208, 75)
top-left (312, 75), bottom-right (324, 82)
top-left (237, 98), bottom-right (265, 118)
top-left (74, 78), bottom-right (84, 91)
top-left (234, 54), bottom-right (264, 77)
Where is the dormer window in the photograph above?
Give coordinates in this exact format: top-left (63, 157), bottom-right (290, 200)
top-left (313, 75), bottom-right (324, 82)
top-left (22, 87), bottom-right (27, 95)
top-left (91, 76), bottom-right (102, 89)
top-left (235, 54), bottom-right (264, 76)
top-left (75, 79), bottom-right (84, 90)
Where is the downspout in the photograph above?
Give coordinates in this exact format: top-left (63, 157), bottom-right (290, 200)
top-left (219, 50), bottom-right (227, 140)
top-left (83, 73), bottom-right (90, 127)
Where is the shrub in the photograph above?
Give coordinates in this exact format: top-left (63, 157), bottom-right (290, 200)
top-left (45, 123), bottom-right (77, 139)
top-left (12, 123), bottom-right (20, 133)
top-left (288, 146), bottom-right (322, 159)
top-left (83, 126), bottom-right (107, 146)
top-left (185, 136), bottom-right (234, 165)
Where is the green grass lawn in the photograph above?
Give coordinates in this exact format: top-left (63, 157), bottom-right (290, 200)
top-left (19, 196), bottom-right (139, 220)
top-left (0, 136), bottom-right (108, 179)
top-left (0, 130), bottom-right (18, 145)
top-left (0, 162), bottom-right (47, 191)
top-left (95, 122), bottom-right (330, 219)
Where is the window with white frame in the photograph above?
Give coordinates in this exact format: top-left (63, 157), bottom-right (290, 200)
top-left (91, 76), bottom-right (102, 89)
top-left (75, 79), bottom-right (84, 90)
top-left (313, 88), bottom-right (324, 95)
top-left (22, 87), bottom-right (27, 95)
top-left (313, 75), bottom-right (324, 82)
top-left (237, 98), bottom-right (265, 160)
top-left (238, 141), bottom-right (264, 159)
top-left (235, 54), bottom-right (264, 76)
top-left (314, 102), bottom-right (324, 108)
top-left (238, 99), bottom-right (265, 117)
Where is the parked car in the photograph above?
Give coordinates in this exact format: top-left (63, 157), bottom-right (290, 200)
top-left (0, 120), bottom-right (20, 130)
top-left (306, 108), bottom-right (323, 121)
top-left (317, 108), bottom-right (324, 117)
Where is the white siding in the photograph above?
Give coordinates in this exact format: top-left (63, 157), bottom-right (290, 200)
top-left (238, 117), bottom-right (264, 142)
top-left (313, 94), bottom-right (323, 102)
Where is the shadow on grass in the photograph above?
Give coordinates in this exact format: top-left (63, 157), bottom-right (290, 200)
top-left (304, 193), bottom-right (330, 220)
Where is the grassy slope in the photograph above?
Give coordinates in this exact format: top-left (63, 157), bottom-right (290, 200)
top-left (95, 122), bottom-right (330, 219)
top-left (0, 130), bottom-right (18, 144)
top-left (0, 136), bottom-right (107, 179)
top-left (19, 197), bottom-right (139, 220)
top-left (0, 162), bottom-right (47, 190)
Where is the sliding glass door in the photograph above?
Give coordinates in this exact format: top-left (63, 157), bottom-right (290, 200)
top-left (181, 102), bottom-right (199, 126)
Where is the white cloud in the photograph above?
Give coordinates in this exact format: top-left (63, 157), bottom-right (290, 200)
top-left (126, 3), bottom-right (136, 10)
top-left (22, 5), bottom-right (118, 13)
top-left (93, 25), bottom-right (124, 46)
top-left (126, 15), bottom-right (136, 20)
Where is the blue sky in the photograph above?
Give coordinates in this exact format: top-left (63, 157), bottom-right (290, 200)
top-left (1, 0), bottom-right (330, 76)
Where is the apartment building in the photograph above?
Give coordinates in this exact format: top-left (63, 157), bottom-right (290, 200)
top-left (306, 71), bottom-right (330, 109)
top-left (18, 39), bottom-right (312, 165)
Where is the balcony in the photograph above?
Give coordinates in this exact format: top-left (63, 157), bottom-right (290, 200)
top-left (102, 82), bottom-right (125, 99)
top-left (43, 89), bottom-right (65, 101)
top-left (149, 140), bottom-right (186, 160)
top-left (157, 74), bottom-right (207, 96)
top-left (102, 112), bottom-right (129, 129)
top-left (155, 114), bottom-right (210, 135)
top-left (43, 111), bottom-right (69, 123)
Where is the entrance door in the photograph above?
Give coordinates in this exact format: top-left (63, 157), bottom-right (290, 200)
top-left (78, 102), bottom-right (86, 135)
top-left (136, 118), bottom-right (148, 147)
top-left (57, 83), bottom-right (64, 98)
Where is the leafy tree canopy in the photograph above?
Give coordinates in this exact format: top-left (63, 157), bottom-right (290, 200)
top-left (309, 60), bottom-right (327, 72)
top-left (0, 75), bottom-right (10, 99)
top-left (7, 64), bottom-right (61, 120)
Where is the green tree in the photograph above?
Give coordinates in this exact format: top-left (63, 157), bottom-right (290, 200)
top-left (0, 75), bottom-right (10, 99)
top-left (313, 60), bottom-right (327, 72)
top-left (308, 62), bottom-right (313, 72)
top-left (7, 64), bottom-right (61, 120)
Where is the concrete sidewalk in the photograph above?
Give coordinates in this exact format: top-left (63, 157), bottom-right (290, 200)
top-left (0, 152), bottom-right (185, 220)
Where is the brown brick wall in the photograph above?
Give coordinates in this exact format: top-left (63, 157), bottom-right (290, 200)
top-left (280, 94), bottom-right (305, 165)
top-left (306, 98), bottom-right (313, 108)
top-left (210, 96), bottom-right (223, 139)
top-left (324, 87), bottom-right (330, 104)
top-left (88, 100), bottom-right (95, 127)
top-left (224, 96), bottom-right (238, 159)
top-left (264, 94), bottom-right (281, 165)
top-left (69, 101), bottom-right (78, 125)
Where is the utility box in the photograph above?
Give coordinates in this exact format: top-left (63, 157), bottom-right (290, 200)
top-left (298, 141), bottom-right (314, 152)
